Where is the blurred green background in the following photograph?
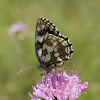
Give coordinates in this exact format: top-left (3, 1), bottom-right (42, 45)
top-left (0, 0), bottom-right (99, 100)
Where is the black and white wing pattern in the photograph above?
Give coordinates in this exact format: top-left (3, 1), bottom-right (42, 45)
top-left (35, 17), bottom-right (73, 72)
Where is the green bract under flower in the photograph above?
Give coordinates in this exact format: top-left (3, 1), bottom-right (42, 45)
top-left (29, 69), bottom-right (88, 100)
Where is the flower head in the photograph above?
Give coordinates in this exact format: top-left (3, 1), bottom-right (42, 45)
top-left (29, 69), bottom-right (88, 100)
top-left (8, 22), bottom-right (28, 40)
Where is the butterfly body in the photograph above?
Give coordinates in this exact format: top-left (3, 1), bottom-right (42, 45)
top-left (35, 17), bottom-right (73, 72)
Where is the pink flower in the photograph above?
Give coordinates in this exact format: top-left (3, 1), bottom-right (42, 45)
top-left (8, 22), bottom-right (28, 37)
top-left (29, 69), bottom-right (88, 100)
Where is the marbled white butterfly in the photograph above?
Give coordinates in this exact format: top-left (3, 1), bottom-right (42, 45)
top-left (35, 17), bottom-right (73, 72)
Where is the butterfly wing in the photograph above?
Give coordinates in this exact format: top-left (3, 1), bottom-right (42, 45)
top-left (35, 17), bottom-right (73, 71)
top-left (35, 17), bottom-right (50, 65)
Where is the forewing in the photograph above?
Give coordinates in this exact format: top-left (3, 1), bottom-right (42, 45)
top-left (35, 17), bottom-right (50, 64)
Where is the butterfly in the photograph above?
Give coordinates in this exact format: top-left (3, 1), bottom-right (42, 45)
top-left (35, 17), bottom-right (73, 72)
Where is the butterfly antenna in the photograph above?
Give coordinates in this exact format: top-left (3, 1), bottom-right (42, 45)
top-left (17, 65), bottom-right (36, 75)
